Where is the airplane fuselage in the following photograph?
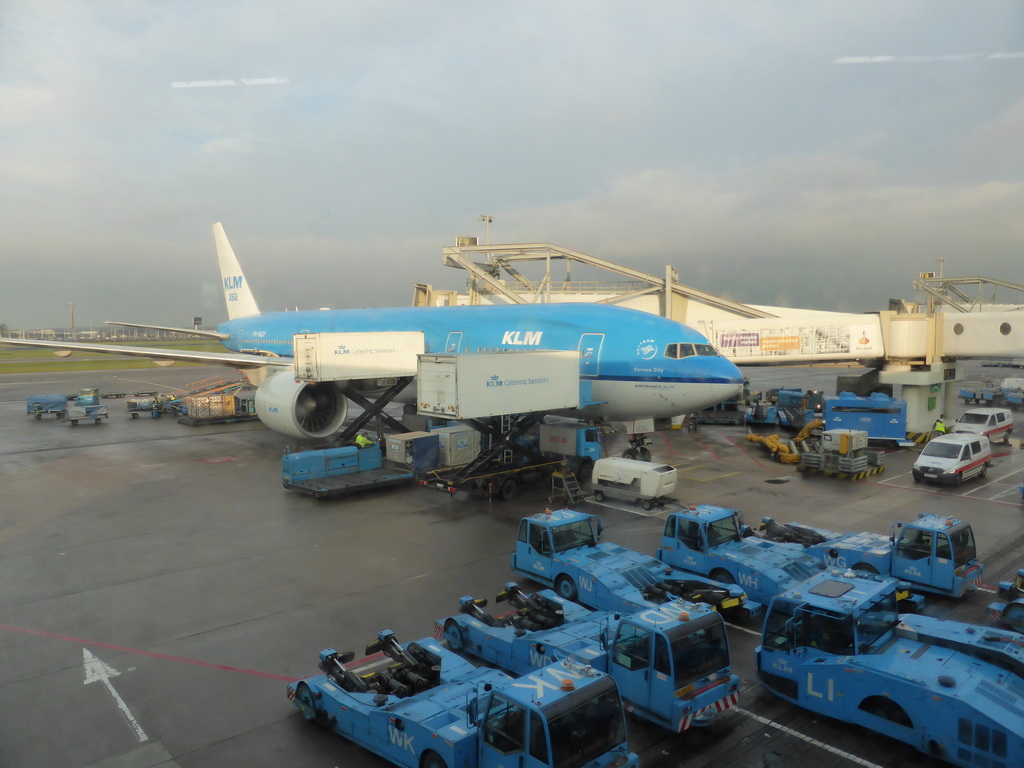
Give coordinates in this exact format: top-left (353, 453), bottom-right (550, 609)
top-left (217, 303), bottom-right (744, 420)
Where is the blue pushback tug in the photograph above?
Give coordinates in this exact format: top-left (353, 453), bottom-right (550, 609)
top-left (288, 629), bottom-right (637, 768)
top-left (757, 512), bottom-right (984, 598)
top-left (511, 509), bottom-right (755, 619)
top-left (437, 582), bottom-right (740, 733)
top-left (657, 505), bottom-right (825, 606)
top-left (756, 570), bottom-right (1024, 768)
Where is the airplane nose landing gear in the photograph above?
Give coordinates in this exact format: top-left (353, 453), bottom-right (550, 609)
top-left (622, 434), bottom-right (652, 461)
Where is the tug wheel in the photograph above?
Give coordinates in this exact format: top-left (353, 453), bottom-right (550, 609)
top-left (710, 568), bottom-right (734, 586)
top-left (443, 619), bottom-right (464, 650)
top-left (851, 563), bottom-right (878, 575)
top-left (295, 683), bottom-right (319, 724)
top-left (422, 751), bottom-right (448, 768)
top-left (555, 575), bottom-right (578, 602)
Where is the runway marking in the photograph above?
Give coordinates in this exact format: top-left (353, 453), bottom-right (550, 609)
top-left (720, 433), bottom-right (765, 468)
top-left (872, 474), bottom-right (1024, 506)
top-left (656, 430), bottom-right (679, 456)
top-left (83, 648), bottom-right (149, 742)
top-left (724, 622), bottom-right (761, 637)
top-left (735, 707), bottom-right (885, 767)
top-left (1, 623), bottom-right (297, 682)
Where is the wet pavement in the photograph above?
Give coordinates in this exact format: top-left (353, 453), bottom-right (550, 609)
top-left (1, 363), bottom-right (1022, 768)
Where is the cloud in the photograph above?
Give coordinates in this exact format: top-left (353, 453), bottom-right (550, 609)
top-left (1, 1), bottom-right (1021, 327)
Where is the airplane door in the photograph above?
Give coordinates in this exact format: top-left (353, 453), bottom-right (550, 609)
top-left (579, 333), bottom-right (604, 376)
top-left (446, 331), bottom-right (463, 353)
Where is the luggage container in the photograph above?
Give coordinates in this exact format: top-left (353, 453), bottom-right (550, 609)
top-left (385, 431), bottom-right (440, 472)
top-left (430, 425), bottom-right (481, 467)
top-left (26, 394), bottom-right (68, 419)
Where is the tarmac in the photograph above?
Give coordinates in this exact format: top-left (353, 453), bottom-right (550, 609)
top-left (1, 362), bottom-right (1023, 768)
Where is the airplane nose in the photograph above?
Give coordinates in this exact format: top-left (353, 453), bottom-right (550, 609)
top-left (682, 357), bottom-right (745, 412)
top-left (714, 357), bottom-right (745, 392)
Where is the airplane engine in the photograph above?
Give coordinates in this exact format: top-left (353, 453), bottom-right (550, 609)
top-left (254, 371), bottom-right (349, 439)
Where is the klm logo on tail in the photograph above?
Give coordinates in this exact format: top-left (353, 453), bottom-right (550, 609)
top-left (224, 275), bottom-right (244, 302)
top-left (502, 331), bottom-right (543, 346)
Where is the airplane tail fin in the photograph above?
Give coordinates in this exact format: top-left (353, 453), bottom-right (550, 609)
top-left (214, 222), bottom-right (261, 320)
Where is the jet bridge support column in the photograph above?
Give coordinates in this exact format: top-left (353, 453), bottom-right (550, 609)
top-left (878, 363), bottom-right (959, 434)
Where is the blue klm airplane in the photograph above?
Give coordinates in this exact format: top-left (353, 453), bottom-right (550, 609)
top-left (1, 223), bottom-right (744, 439)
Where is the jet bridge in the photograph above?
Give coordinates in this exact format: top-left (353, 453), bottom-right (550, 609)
top-left (416, 242), bottom-right (1024, 434)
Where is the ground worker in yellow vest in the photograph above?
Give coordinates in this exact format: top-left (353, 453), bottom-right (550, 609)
top-left (932, 416), bottom-right (947, 438)
top-left (355, 432), bottom-right (374, 449)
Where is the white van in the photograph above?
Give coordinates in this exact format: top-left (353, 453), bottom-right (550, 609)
top-left (592, 457), bottom-right (677, 510)
top-left (951, 407), bottom-right (1014, 444)
top-left (912, 433), bottom-right (992, 486)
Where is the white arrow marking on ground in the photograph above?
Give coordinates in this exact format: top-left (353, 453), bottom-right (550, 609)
top-left (82, 648), bottom-right (149, 742)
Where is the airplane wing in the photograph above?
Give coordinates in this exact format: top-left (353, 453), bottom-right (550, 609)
top-left (0, 336), bottom-right (289, 370)
top-left (104, 321), bottom-right (230, 340)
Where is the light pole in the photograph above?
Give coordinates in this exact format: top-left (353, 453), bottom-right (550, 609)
top-left (479, 214), bottom-right (493, 245)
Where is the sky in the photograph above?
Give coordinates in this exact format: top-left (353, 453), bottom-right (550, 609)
top-left (2, 1), bottom-right (1023, 330)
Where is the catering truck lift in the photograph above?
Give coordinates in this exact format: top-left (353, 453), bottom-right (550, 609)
top-left (416, 353), bottom-right (602, 501)
top-left (437, 582), bottom-right (740, 733)
top-left (288, 628), bottom-right (638, 768)
top-left (511, 509), bottom-right (755, 618)
top-left (284, 347), bottom-right (602, 501)
top-left (757, 512), bottom-right (984, 598)
top-left (756, 569), bottom-right (1024, 768)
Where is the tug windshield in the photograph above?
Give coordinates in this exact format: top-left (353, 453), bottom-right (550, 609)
top-left (549, 520), bottom-right (597, 552)
top-left (545, 677), bottom-right (626, 768)
top-left (666, 612), bottom-right (730, 687)
top-left (706, 514), bottom-right (741, 547)
top-left (855, 591), bottom-right (898, 650)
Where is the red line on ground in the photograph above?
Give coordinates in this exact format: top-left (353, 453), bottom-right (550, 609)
top-left (720, 433), bottom-right (764, 468)
top-left (0, 623), bottom-right (298, 682)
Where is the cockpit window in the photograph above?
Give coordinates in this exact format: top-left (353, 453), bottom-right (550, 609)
top-left (665, 343), bottom-right (718, 359)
